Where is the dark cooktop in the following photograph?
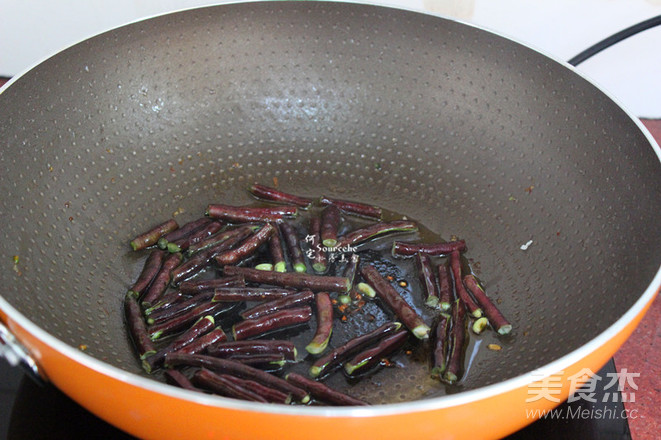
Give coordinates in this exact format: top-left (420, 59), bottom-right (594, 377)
top-left (0, 358), bottom-right (631, 440)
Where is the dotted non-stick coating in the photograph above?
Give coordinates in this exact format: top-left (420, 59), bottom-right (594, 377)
top-left (1, 2), bottom-right (660, 401)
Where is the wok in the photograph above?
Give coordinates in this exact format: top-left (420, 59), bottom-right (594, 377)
top-left (1, 2), bottom-right (660, 439)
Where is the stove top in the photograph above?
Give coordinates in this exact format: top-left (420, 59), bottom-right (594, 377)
top-left (0, 358), bottom-right (631, 440)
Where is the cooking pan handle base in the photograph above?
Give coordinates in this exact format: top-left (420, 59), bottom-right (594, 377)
top-left (0, 320), bottom-right (48, 386)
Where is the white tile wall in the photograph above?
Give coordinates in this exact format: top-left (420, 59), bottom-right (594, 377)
top-left (1, 0), bottom-right (660, 116)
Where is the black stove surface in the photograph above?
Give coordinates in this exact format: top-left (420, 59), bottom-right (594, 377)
top-left (0, 359), bottom-right (631, 440)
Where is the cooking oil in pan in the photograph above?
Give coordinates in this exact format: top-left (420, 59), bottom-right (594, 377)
top-left (141, 202), bottom-right (506, 405)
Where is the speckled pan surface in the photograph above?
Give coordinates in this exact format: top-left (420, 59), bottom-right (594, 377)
top-left (0, 0), bottom-right (660, 401)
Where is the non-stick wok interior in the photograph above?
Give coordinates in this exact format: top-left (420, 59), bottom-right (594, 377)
top-left (1, 1), bottom-right (660, 402)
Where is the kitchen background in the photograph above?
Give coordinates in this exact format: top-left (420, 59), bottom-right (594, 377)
top-left (2, 0), bottom-right (661, 117)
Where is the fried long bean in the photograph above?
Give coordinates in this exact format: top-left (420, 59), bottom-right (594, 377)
top-left (207, 340), bottom-right (297, 361)
top-left (140, 252), bottom-right (183, 308)
top-left (212, 286), bottom-right (299, 302)
top-left (185, 225), bottom-right (252, 256)
top-left (193, 368), bottom-right (269, 403)
top-left (144, 290), bottom-right (185, 316)
top-left (148, 301), bottom-right (232, 341)
top-left (143, 315), bottom-right (215, 373)
top-left (444, 300), bottom-right (467, 384)
top-left (437, 263), bottom-right (454, 312)
top-left (224, 353), bottom-right (287, 369)
top-left (175, 327), bottom-right (228, 355)
top-left (170, 228), bottom-right (250, 285)
top-left (415, 252), bottom-right (439, 308)
top-left (164, 369), bottom-right (199, 392)
top-left (360, 265), bottom-right (430, 340)
top-left (128, 249), bottom-right (166, 295)
top-left (130, 218), bottom-right (179, 251)
top-left (463, 275), bottom-right (512, 335)
top-left (449, 250), bottom-right (482, 318)
top-left (163, 353), bottom-right (310, 403)
top-left (232, 306), bottom-right (312, 340)
top-left (206, 204), bottom-right (298, 222)
top-left (223, 266), bottom-right (351, 292)
top-left (268, 225), bottom-right (287, 272)
top-left (171, 220), bottom-right (224, 253)
top-left (392, 239), bottom-right (467, 256)
top-left (319, 195), bottom-right (382, 220)
top-left (335, 220), bottom-right (418, 248)
top-left (178, 275), bottom-right (245, 295)
top-left (214, 223), bottom-right (275, 266)
top-left (342, 253), bottom-right (360, 286)
top-left (308, 216), bottom-right (327, 273)
top-left (239, 290), bottom-right (315, 320)
top-left (124, 291), bottom-right (156, 359)
top-left (158, 217), bottom-right (212, 250)
top-left (309, 321), bottom-right (402, 378)
top-left (279, 222), bottom-right (306, 273)
top-left (320, 204), bottom-right (341, 247)
top-left (431, 313), bottom-right (451, 378)
top-left (229, 375), bottom-right (292, 403)
top-left (147, 291), bottom-right (215, 325)
top-left (305, 292), bottom-right (333, 355)
top-left (165, 314), bottom-right (215, 350)
top-left (249, 183), bottom-right (313, 208)
top-left (286, 372), bottom-right (370, 406)
top-left (344, 329), bottom-right (408, 376)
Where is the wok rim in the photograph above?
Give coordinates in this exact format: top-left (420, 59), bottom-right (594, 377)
top-left (1, 0), bottom-right (661, 419)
